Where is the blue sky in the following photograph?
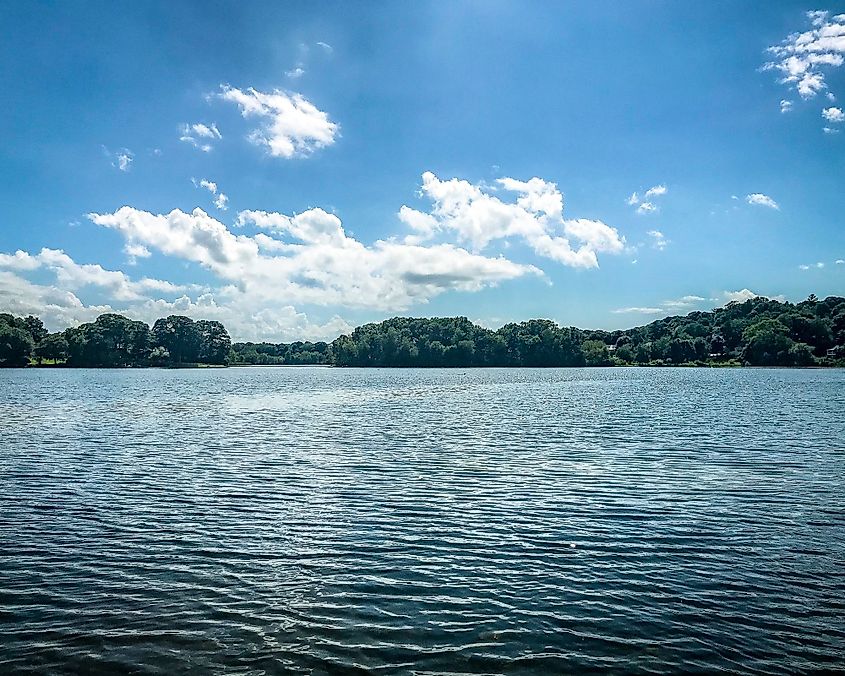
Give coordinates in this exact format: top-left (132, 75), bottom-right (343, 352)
top-left (1, 1), bottom-right (843, 340)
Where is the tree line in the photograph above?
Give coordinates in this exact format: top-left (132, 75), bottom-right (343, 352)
top-left (2, 295), bottom-right (844, 368)
top-left (0, 313), bottom-right (231, 367)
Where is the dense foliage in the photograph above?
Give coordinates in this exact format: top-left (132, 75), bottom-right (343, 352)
top-left (2, 295), bottom-right (844, 368)
top-left (331, 294), bottom-right (845, 368)
top-left (0, 313), bottom-right (231, 367)
top-left (231, 341), bottom-right (332, 365)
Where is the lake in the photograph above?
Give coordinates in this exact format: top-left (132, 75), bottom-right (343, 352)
top-left (1, 367), bottom-right (844, 673)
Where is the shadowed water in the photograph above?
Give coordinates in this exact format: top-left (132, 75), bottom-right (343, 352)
top-left (1, 367), bottom-right (844, 674)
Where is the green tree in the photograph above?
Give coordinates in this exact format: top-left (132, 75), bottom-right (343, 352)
top-left (23, 316), bottom-right (48, 344)
top-left (0, 323), bottom-right (34, 366)
top-left (741, 319), bottom-right (795, 366)
top-left (581, 340), bottom-right (611, 366)
top-left (64, 314), bottom-right (151, 367)
top-left (196, 320), bottom-right (232, 364)
top-left (34, 333), bottom-right (69, 363)
top-left (152, 316), bottom-right (199, 364)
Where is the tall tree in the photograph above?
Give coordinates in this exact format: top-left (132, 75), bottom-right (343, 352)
top-left (151, 316), bottom-right (199, 364)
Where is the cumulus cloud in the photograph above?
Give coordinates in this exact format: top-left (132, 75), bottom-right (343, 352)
top-left (286, 67), bottom-right (305, 79)
top-left (4, 172), bottom-right (628, 341)
top-left (192, 177), bottom-right (229, 211)
top-left (764, 11), bottom-right (845, 100)
top-left (180, 122), bottom-right (221, 152)
top-left (644, 184), bottom-right (667, 198)
top-left (780, 99), bottom-right (794, 113)
top-left (398, 172), bottom-right (625, 269)
top-left (822, 106), bottom-right (845, 122)
top-left (124, 243), bottom-right (151, 265)
top-left (799, 262), bottom-right (825, 270)
top-left (219, 85), bottom-right (338, 158)
top-left (746, 193), bottom-right (780, 209)
top-left (0, 263), bottom-right (351, 342)
top-left (0, 248), bottom-right (195, 303)
top-left (721, 289), bottom-right (785, 304)
top-left (88, 202), bottom-right (540, 314)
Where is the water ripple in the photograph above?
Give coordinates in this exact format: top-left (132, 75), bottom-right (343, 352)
top-left (1, 367), bottom-right (844, 674)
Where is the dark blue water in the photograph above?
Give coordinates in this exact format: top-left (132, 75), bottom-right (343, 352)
top-left (1, 367), bottom-right (844, 674)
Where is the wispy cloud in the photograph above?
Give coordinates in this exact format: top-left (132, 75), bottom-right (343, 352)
top-left (191, 177), bottom-right (229, 211)
top-left (647, 230), bottom-right (669, 250)
top-left (180, 122), bottom-right (222, 152)
top-left (613, 294), bottom-right (708, 316)
top-left (611, 306), bottom-right (664, 314)
top-left (627, 184), bottom-right (668, 214)
top-left (103, 146), bottom-right (134, 172)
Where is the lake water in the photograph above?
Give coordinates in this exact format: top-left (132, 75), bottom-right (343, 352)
top-left (1, 367), bottom-right (844, 674)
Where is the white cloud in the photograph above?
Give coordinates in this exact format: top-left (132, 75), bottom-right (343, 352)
top-left (192, 177), bottom-right (229, 211)
top-left (399, 172), bottom-right (625, 269)
top-left (116, 152), bottom-right (133, 172)
top-left (316, 41), bottom-right (333, 54)
top-left (836, 258), bottom-right (844, 264)
top-left (724, 289), bottom-right (760, 303)
top-left (662, 295), bottom-right (707, 309)
top-left (180, 123), bottom-right (221, 152)
top-left (613, 294), bottom-right (708, 316)
top-left (4, 171), bottom-right (628, 341)
top-left (799, 262), bottom-right (825, 270)
top-left (124, 243), bottom-right (151, 265)
top-left (627, 184), bottom-right (666, 213)
top-left (219, 85), bottom-right (338, 158)
top-left (0, 264), bottom-right (351, 342)
top-left (0, 248), bottom-right (194, 303)
top-left (647, 230), bottom-right (669, 251)
top-left (88, 203), bottom-right (540, 313)
top-left (286, 67), bottom-right (305, 79)
top-left (612, 307), bottom-right (664, 314)
top-left (780, 99), bottom-right (794, 113)
top-left (764, 11), bottom-right (845, 101)
top-left (721, 289), bottom-right (784, 303)
top-left (822, 106), bottom-right (845, 122)
top-left (103, 147), bottom-right (134, 172)
top-left (823, 126), bottom-right (841, 133)
top-left (746, 193), bottom-right (780, 209)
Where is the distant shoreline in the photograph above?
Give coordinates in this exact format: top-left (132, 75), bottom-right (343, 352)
top-left (7, 363), bottom-right (842, 371)
top-left (3, 295), bottom-right (844, 369)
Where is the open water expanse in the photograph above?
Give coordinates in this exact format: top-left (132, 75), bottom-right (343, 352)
top-left (1, 367), bottom-right (844, 674)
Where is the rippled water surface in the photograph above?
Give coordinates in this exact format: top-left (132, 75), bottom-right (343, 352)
top-left (1, 367), bottom-right (844, 674)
